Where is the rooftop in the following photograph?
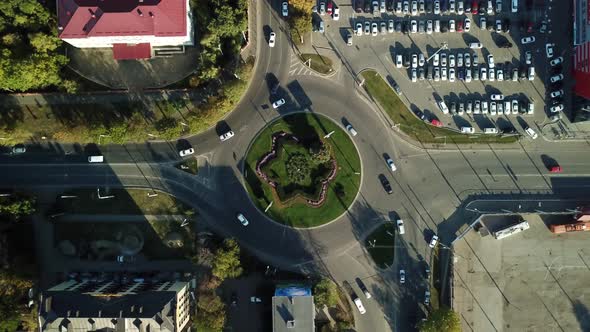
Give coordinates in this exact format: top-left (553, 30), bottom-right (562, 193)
top-left (272, 295), bottom-right (315, 332)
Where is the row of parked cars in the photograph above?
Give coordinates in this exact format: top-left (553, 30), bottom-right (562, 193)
top-left (404, 62), bottom-right (535, 83)
top-left (438, 97), bottom-right (533, 117)
top-left (354, 0), bottom-right (505, 16)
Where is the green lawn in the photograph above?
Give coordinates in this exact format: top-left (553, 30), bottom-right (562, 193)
top-left (54, 188), bottom-right (193, 216)
top-left (300, 53), bottom-right (334, 74)
top-left (244, 113), bottom-right (361, 228)
top-left (365, 223), bottom-right (396, 269)
top-left (361, 70), bottom-right (519, 144)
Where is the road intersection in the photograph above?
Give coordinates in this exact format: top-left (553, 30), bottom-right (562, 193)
top-left (4, 1), bottom-right (590, 331)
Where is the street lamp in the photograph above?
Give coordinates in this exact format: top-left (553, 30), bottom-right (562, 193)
top-left (97, 188), bottom-right (114, 200)
top-left (324, 131), bottom-right (335, 139)
top-left (264, 201), bottom-right (274, 213)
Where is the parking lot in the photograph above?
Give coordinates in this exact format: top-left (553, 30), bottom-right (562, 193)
top-left (314, 0), bottom-right (569, 137)
top-left (453, 214), bottom-right (590, 331)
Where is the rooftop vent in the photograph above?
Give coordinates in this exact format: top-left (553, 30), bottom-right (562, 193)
top-left (286, 320), bottom-right (296, 328)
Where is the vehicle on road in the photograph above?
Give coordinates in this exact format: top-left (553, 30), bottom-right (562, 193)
top-left (400, 270), bottom-right (406, 283)
top-left (386, 157), bottom-right (397, 172)
top-left (550, 74), bottom-right (564, 83)
top-left (546, 43), bottom-right (555, 58)
top-left (425, 266), bottom-right (431, 279)
top-left (424, 290), bottom-right (431, 305)
top-left (345, 124), bottom-right (358, 137)
top-left (11, 144), bottom-right (26, 154)
top-left (88, 155), bottom-right (104, 163)
top-left (550, 57), bottom-right (563, 67)
top-left (525, 127), bottom-right (538, 139)
top-left (272, 98), bottom-right (286, 109)
top-left (268, 32), bottom-right (276, 47)
top-left (179, 148), bottom-right (194, 157)
top-left (521, 36), bottom-right (535, 44)
top-left (236, 213), bottom-right (249, 226)
top-left (395, 54), bottom-right (403, 68)
top-left (117, 255), bottom-right (135, 263)
top-left (549, 166), bottom-right (563, 173)
top-left (220, 130), bottom-right (235, 141)
top-left (528, 66), bottom-right (535, 81)
top-left (281, 1), bottom-right (289, 16)
top-left (380, 175), bottom-right (393, 194)
top-left (397, 219), bottom-right (405, 234)
top-left (429, 235), bottom-right (439, 248)
top-left (354, 298), bottom-right (366, 314)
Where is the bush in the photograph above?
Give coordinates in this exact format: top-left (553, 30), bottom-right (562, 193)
top-left (194, 291), bottom-right (226, 331)
top-left (211, 238), bottom-right (243, 280)
top-left (314, 278), bottom-right (338, 308)
top-left (418, 306), bottom-right (461, 332)
top-left (0, 193), bottom-right (36, 220)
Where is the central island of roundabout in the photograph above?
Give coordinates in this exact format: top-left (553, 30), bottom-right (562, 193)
top-left (243, 113), bottom-right (362, 228)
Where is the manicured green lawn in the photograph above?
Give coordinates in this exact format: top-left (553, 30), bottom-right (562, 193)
top-left (361, 70), bottom-right (519, 144)
top-left (365, 223), bottom-right (396, 269)
top-left (244, 113), bottom-right (361, 228)
top-left (300, 53), bottom-right (334, 74)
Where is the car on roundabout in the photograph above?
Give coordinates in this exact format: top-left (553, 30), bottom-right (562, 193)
top-left (380, 175), bottom-right (393, 194)
top-left (386, 157), bottom-right (397, 172)
top-left (345, 124), bottom-right (358, 136)
top-left (220, 130), bottom-right (235, 142)
top-left (236, 213), bottom-right (249, 226)
top-left (178, 148), bottom-right (194, 157)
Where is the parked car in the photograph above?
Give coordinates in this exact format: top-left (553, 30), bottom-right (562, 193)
top-left (11, 144), bottom-right (26, 154)
top-left (397, 219), bottom-right (405, 234)
top-left (546, 43), bottom-right (555, 58)
top-left (281, 1), bottom-right (289, 16)
top-left (469, 42), bottom-right (483, 49)
top-left (550, 57), bottom-right (563, 67)
top-left (272, 98), bottom-right (286, 108)
top-left (550, 104), bottom-right (564, 113)
top-left (424, 290), bottom-right (431, 305)
top-left (491, 94), bottom-right (504, 101)
top-left (178, 147), bottom-right (194, 157)
top-left (354, 298), bottom-right (366, 314)
top-left (525, 127), bottom-right (538, 139)
top-left (220, 130), bottom-right (235, 141)
top-left (550, 89), bottom-right (564, 98)
top-left (400, 270), bottom-right (406, 283)
top-left (550, 74), bottom-right (564, 83)
top-left (521, 36), bottom-right (536, 44)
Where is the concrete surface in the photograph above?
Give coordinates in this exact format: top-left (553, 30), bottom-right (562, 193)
top-left (453, 214), bottom-right (590, 332)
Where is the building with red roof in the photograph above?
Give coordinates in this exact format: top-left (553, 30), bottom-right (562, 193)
top-left (57, 0), bottom-right (193, 60)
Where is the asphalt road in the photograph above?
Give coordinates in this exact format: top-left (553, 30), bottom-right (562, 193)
top-left (3, 1), bottom-right (590, 331)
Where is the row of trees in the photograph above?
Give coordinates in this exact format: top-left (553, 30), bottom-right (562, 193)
top-left (193, 238), bottom-right (243, 331)
top-left (0, 0), bottom-right (74, 92)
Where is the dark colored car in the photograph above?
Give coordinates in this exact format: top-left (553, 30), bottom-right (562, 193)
top-left (364, 0), bottom-right (371, 12)
top-left (380, 175), bottom-right (393, 194)
top-left (355, 0), bottom-right (364, 12)
top-left (387, 0), bottom-right (394, 11)
top-left (395, 21), bottom-right (402, 33)
top-left (230, 292), bottom-right (238, 306)
top-left (503, 19), bottom-right (511, 32)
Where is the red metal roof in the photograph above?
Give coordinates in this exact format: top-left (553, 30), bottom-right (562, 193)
top-left (58, 0), bottom-right (187, 39)
top-left (112, 43), bottom-right (152, 60)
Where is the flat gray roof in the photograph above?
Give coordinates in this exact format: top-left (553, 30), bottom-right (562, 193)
top-left (272, 296), bottom-right (315, 332)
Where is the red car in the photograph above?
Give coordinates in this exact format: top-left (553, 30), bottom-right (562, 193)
top-left (431, 119), bottom-right (443, 127)
top-left (327, 1), bottom-right (333, 15)
top-left (457, 21), bottom-right (464, 32)
top-left (471, 0), bottom-right (478, 14)
top-left (550, 166), bottom-right (562, 173)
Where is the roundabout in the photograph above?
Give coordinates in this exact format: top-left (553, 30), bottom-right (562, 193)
top-left (243, 113), bottom-right (361, 228)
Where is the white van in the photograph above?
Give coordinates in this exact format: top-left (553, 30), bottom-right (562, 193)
top-left (461, 127), bottom-right (475, 134)
top-left (483, 127), bottom-right (498, 134)
top-left (88, 155), bottom-right (104, 163)
top-left (511, 0), bottom-right (518, 12)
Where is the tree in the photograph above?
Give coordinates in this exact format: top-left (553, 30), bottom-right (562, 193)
top-left (418, 306), bottom-right (461, 332)
top-left (195, 291), bottom-right (226, 331)
top-left (314, 278), bottom-right (338, 308)
top-left (286, 152), bottom-right (311, 184)
top-left (212, 238), bottom-right (243, 280)
top-left (0, 193), bottom-right (36, 220)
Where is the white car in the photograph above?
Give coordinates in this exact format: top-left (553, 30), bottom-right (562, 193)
top-left (546, 43), bottom-right (555, 58)
top-left (461, 126), bottom-right (475, 133)
top-left (525, 127), bottom-right (538, 139)
top-left (490, 101), bottom-right (497, 115)
top-left (464, 53), bottom-right (471, 67)
top-left (525, 51), bottom-right (532, 65)
top-left (220, 130), bottom-right (235, 141)
top-left (281, 1), bottom-right (289, 16)
top-left (504, 100), bottom-right (511, 114)
top-left (411, 54), bottom-right (418, 68)
top-left (411, 0), bottom-right (418, 15)
top-left (495, 19), bottom-right (502, 33)
top-left (268, 32), bottom-right (276, 47)
top-left (550, 89), bottom-right (564, 98)
top-left (236, 213), bottom-right (249, 226)
top-left (426, 20), bottom-right (433, 34)
top-left (464, 18), bottom-right (471, 32)
top-left (356, 23), bottom-right (363, 36)
top-left (487, 54), bottom-right (495, 68)
top-left (372, 22), bottom-right (378, 36)
top-left (449, 0), bottom-right (456, 13)
top-left (449, 54), bottom-right (455, 67)
top-left (550, 57), bottom-right (563, 67)
top-left (380, 0), bottom-right (386, 12)
top-left (449, 19), bottom-right (456, 32)
top-left (434, 0), bottom-right (440, 14)
top-left (457, 0), bottom-right (464, 14)
top-left (179, 148), bottom-right (194, 157)
top-left (365, 22), bottom-right (371, 35)
top-left (433, 53), bottom-right (440, 66)
top-left (403, 0), bottom-right (410, 14)
top-left (419, 53), bottom-right (425, 67)
top-left (429, 235), bottom-right (439, 248)
top-left (434, 19), bottom-right (440, 33)
top-left (319, 2), bottom-right (326, 15)
top-left (521, 36), bottom-right (536, 44)
top-left (489, 67), bottom-right (495, 81)
top-left (411, 68), bottom-right (417, 82)
top-left (481, 101), bottom-right (488, 114)
top-left (397, 219), bottom-right (405, 234)
top-left (396, 54), bottom-right (403, 68)
top-left (528, 67), bottom-right (535, 81)
top-left (388, 20), bottom-right (394, 33)
top-left (440, 53), bottom-right (447, 67)
top-left (441, 67), bottom-right (447, 81)
top-left (333, 7), bottom-right (340, 20)
top-left (474, 100), bottom-right (481, 114)
top-left (400, 270), bottom-right (406, 283)
top-left (410, 20), bottom-right (418, 33)
top-left (396, 1), bottom-right (403, 13)
top-left (386, 157), bottom-right (397, 171)
top-left (497, 69), bottom-right (504, 81)
top-left (550, 74), bottom-right (564, 83)
top-left (438, 100), bottom-right (449, 114)
top-left (512, 100), bottom-right (519, 114)
top-left (272, 98), bottom-right (286, 108)
top-left (346, 124), bottom-right (358, 136)
top-left (449, 68), bottom-right (456, 82)
top-left (550, 104), bottom-right (564, 113)
top-left (465, 69), bottom-right (472, 82)
top-left (457, 53), bottom-right (463, 67)
top-left (511, 0), bottom-right (518, 12)
top-left (487, 0), bottom-right (494, 13)
top-left (480, 67), bottom-right (487, 80)
top-left (491, 94), bottom-right (504, 101)
top-left (469, 42), bottom-right (483, 49)
top-left (354, 298), bottom-right (366, 314)
top-left (380, 21), bottom-right (387, 35)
